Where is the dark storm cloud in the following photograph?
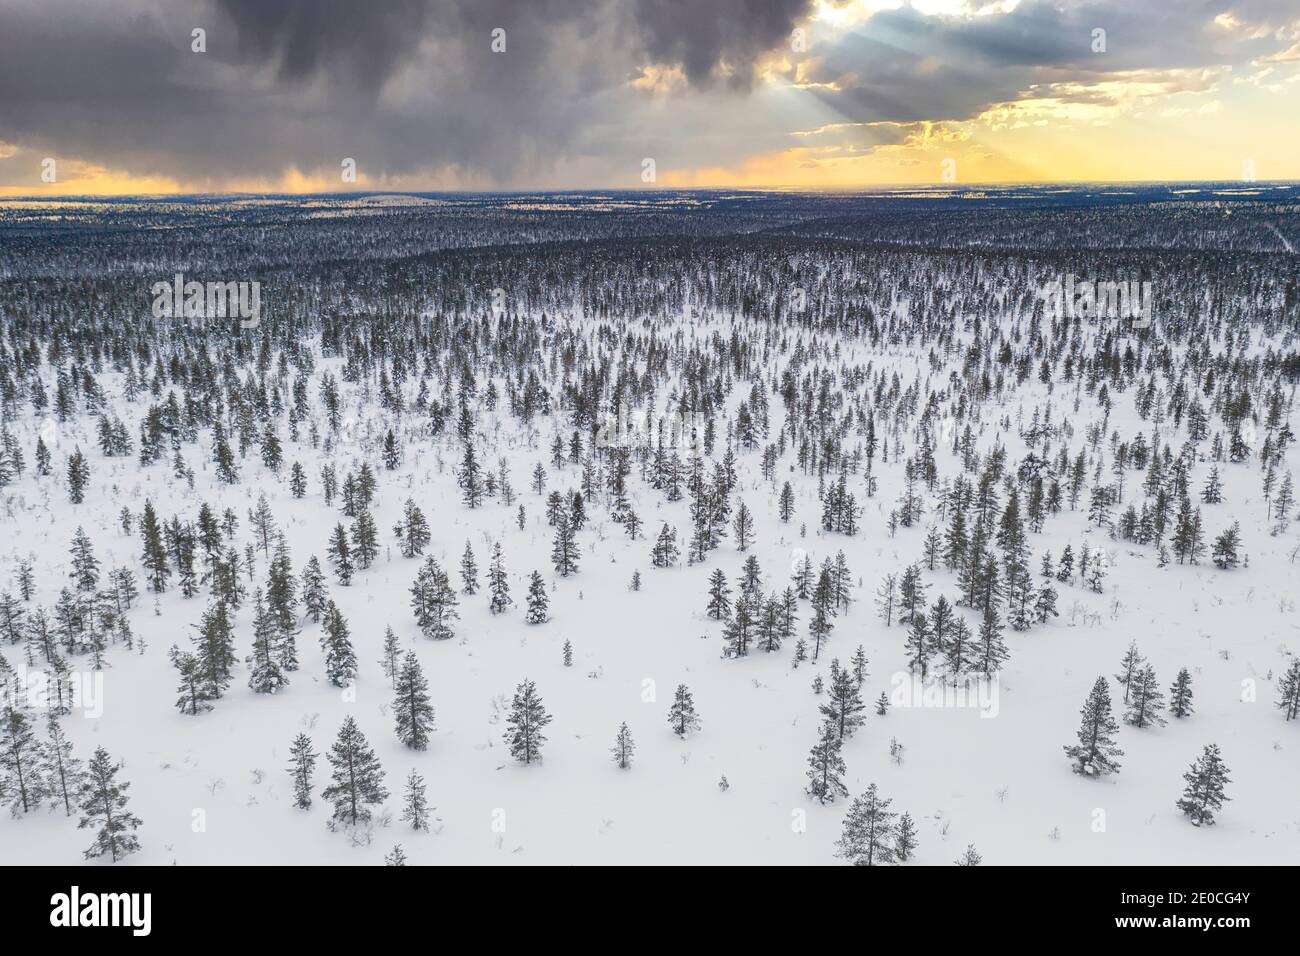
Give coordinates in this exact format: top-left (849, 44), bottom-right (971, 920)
top-left (212, 0), bottom-right (433, 90)
top-left (0, 0), bottom-right (815, 187)
top-left (630, 0), bottom-right (814, 86)
top-left (0, 0), bottom-right (1296, 188)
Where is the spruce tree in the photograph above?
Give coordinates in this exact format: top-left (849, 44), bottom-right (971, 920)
top-left (42, 714), bottom-right (84, 816)
top-left (1169, 667), bottom-right (1194, 718)
top-left (820, 665), bottom-right (866, 742)
top-left (611, 722), bottom-right (635, 769)
top-left (834, 783), bottom-right (896, 865)
top-left (327, 523), bottom-right (355, 585)
top-left (895, 811), bottom-right (919, 862)
top-left (393, 499), bottom-right (431, 559)
top-left (1176, 744), bottom-right (1231, 826)
top-left (667, 683), bottom-right (701, 738)
top-left (410, 556), bottom-right (458, 640)
top-left (302, 556), bottom-right (328, 623)
top-left (955, 844), bottom-right (982, 865)
top-left (1125, 664), bottom-right (1167, 728)
top-left (322, 716), bottom-right (388, 826)
top-left (288, 732), bottom-right (317, 809)
top-left (1277, 659), bottom-right (1300, 721)
top-left (194, 600), bottom-right (236, 700)
top-left (170, 645), bottom-right (212, 715)
top-left (550, 513), bottom-right (579, 576)
top-left (504, 678), bottom-right (552, 764)
top-left (459, 540), bottom-right (479, 593)
top-left (77, 746), bottom-right (143, 862)
top-left (379, 626), bottom-right (402, 686)
top-left (525, 571), bottom-right (549, 624)
top-left (488, 543), bottom-right (512, 614)
top-left (805, 720), bottom-right (848, 804)
top-left (140, 500), bottom-right (171, 592)
top-left (247, 589), bottom-right (288, 694)
top-left (393, 651), bottom-right (436, 750)
top-left (1064, 677), bottom-right (1124, 776)
top-left (400, 769), bottom-right (430, 831)
top-left (0, 705), bottom-right (47, 814)
top-left (1114, 641), bottom-right (1146, 704)
top-left (321, 601), bottom-right (358, 687)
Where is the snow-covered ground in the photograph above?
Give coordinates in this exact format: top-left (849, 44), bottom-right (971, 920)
top-left (3, 305), bottom-right (1297, 867)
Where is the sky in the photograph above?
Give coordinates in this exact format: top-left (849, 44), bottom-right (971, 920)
top-left (1, 0), bottom-right (1299, 195)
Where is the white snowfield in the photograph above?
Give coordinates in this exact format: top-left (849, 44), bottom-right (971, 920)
top-left (2, 315), bottom-right (1297, 867)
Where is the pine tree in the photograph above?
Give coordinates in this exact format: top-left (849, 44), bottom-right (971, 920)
top-left (1114, 641), bottom-right (1146, 704)
top-left (42, 714), bottom-right (84, 816)
top-left (706, 569), bottom-right (731, 621)
top-left (1277, 659), bottom-right (1300, 721)
top-left (380, 626), bottom-right (402, 686)
top-left (327, 523), bottom-right (354, 585)
top-left (504, 678), bottom-right (552, 764)
top-left (140, 500), bottom-right (171, 592)
top-left (301, 556), bottom-right (328, 622)
top-left (562, 639), bottom-right (573, 667)
top-left (393, 652), bottom-right (436, 750)
top-left (350, 508), bottom-right (380, 570)
top-left (170, 644), bottom-right (212, 715)
top-left (611, 722), bottom-right (635, 769)
top-left (1169, 667), bottom-right (1194, 719)
top-left (820, 665), bottom-right (867, 742)
top-left (246, 589), bottom-right (288, 694)
top-left (0, 705), bottom-right (47, 814)
top-left (1064, 677), bottom-right (1124, 777)
top-left (895, 811), bottom-right (919, 863)
top-left (384, 844), bottom-right (407, 866)
top-left (459, 540), bottom-right (479, 593)
top-left (805, 720), bottom-right (848, 804)
top-left (1176, 744), bottom-right (1231, 826)
top-left (194, 600), bottom-right (236, 700)
top-left (410, 556), bottom-right (458, 640)
top-left (973, 603), bottom-right (1008, 676)
top-left (393, 499), bottom-right (431, 559)
top-left (321, 601), bottom-right (358, 687)
top-left (550, 513), bottom-right (579, 576)
top-left (322, 716), bottom-right (389, 826)
top-left (834, 783), bottom-right (896, 865)
top-left (77, 746), bottom-right (143, 862)
top-left (808, 567), bottom-right (836, 660)
top-left (955, 844), bottom-right (982, 866)
top-left (488, 543), bottom-right (512, 614)
top-left (778, 481), bottom-right (795, 522)
top-left (400, 769), bottom-right (430, 831)
top-left (1125, 664), bottom-right (1167, 728)
top-left (667, 683), bottom-right (701, 738)
top-left (875, 573), bottom-right (897, 626)
top-left (1211, 521), bottom-right (1241, 570)
top-left (904, 611), bottom-right (933, 677)
top-left (288, 733), bottom-right (317, 810)
top-left (66, 446), bottom-right (90, 503)
top-left (525, 571), bottom-right (549, 624)
top-left (733, 500), bottom-right (754, 551)
top-left (650, 523), bottom-right (680, 568)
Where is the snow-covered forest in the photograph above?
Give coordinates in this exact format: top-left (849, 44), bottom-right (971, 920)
top-left (2, 186), bottom-right (1298, 865)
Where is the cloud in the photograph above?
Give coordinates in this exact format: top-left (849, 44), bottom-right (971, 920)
top-left (0, 0), bottom-right (1297, 191)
